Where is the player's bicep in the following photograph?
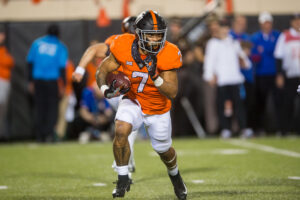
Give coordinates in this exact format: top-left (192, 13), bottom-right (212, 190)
top-left (160, 70), bottom-right (178, 86)
top-left (99, 53), bottom-right (120, 73)
top-left (94, 43), bottom-right (108, 58)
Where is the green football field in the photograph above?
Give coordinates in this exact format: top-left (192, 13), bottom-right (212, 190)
top-left (0, 137), bottom-right (300, 200)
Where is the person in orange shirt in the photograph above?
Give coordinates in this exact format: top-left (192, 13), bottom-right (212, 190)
top-left (97, 10), bottom-right (187, 199)
top-left (0, 26), bottom-right (14, 138)
top-left (56, 60), bottom-right (76, 139)
top-left (73, 16), bottom-right (138, 174)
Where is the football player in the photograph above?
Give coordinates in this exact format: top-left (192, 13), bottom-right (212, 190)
top-left (72, 17), bottom-right (138, 173)
top-left (96, 10), bottom-right (187, 199)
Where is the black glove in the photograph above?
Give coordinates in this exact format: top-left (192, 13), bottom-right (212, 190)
top-left (104, 80), bottom-right (121, 99)
top-left (145, 55), bottom-right (159, 80)
top-left (120, 86), bottom-right (130, 94)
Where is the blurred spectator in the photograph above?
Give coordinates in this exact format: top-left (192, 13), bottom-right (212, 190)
top-left (27, 24), bottom-right (68, 142)
top-left (72, 39), bottom-right (105, 111)
top-left (168, 17), bottom-right (189, 54)
top-left (197, 15), bottom-right (220, 135)
top-left (55, 60), bottom-right (76, 139)
top-left (168, 17), bottom-right (182, 42)
top-left (78, 82), bottom-right (113, 143)
top-left (203, 19), bottom-right (251, 138)
top-left (86, 40), bottom-right (103, 88)
top-left (274, 13), bottom-right (300, 135)
top-left (0, 25), bottom-right (14, 138)
top-left (230, 15), bottom-right (255, 137)
top-left (250, 12), bottom-right (281, 134)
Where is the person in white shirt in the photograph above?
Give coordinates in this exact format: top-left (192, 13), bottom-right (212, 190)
top-left (203, 19), bottom-right (251, 138)
top-left (274, 13), bottom-right (300, 135)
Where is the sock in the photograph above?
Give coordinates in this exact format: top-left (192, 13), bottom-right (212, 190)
top-left (168, 165), bottom-right (178, 176)
top-left (118, 174), bottom-right (129, 182)
top-left (117, 165), bottom-right (129, 176)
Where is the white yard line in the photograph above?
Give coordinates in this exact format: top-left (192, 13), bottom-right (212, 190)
top-left (227, 140), bottom-right (300, 158)
top-left (149, 149), bottom-right (248, 157)
top-left (93, 183), bottom-right (107, 187)
top-left (191, 180), bottom-right (205, 184)
top-left (0, 186), bottom-right (8, 190)
top-left (288, 176), bottom-right (300, 180)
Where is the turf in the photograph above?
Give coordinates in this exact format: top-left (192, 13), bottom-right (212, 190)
top-left (0, 137), bottom-right (299, 200)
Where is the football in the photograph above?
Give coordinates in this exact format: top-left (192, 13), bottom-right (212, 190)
top-left (106, 71), bottom-right (131, 94)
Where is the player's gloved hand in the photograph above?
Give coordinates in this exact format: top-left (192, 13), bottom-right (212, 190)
top-left (297, 85), bottom-right (300, 94)
top-left (103, 80), bottom-right (121, 99)
top-left (120, 86), bottom-right (130, 94)
top-left (145, 55), bottom-right (159, 80)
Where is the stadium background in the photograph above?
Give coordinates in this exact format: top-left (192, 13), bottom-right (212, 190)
top-left (0, 0), bottom-right (299, 140)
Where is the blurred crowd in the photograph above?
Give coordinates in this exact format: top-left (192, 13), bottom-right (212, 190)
top-left (0, 11), bottom-right (299, 142)
top-left (172, 12), bottom-right (300, 138)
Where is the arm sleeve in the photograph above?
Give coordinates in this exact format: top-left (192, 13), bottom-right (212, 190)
top-left (250, 33), bottom-right (262, 63)
top-left (59, 44), bottom-right (68, 68)
top-left (80, 89), bottom-right (91, 110)
top-left (158, 44), bottom-right (182, 71)
top-left (274, 33), bottom-right (285, 59)
top-left (26, 42), bottom-right (37, 63)
top-left (235, 41), bottom-right (251, 69)
top-left (203, 39), bottom-right (216, 81)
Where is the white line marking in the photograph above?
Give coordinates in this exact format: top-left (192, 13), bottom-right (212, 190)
top-left (0, 186), bottom-right (8, 190)
top-left (93, 183), bottom-right (107, 187)
top-left (149, 149), bottom-right (248, 157)
top-left (191, 180), bottom-right (204, 184)
top-left (288, 176), bottom-right (300, 180)
top-left (213, 149), bottom-right (248, 155)
top-left (228, 140), bottom-right (300, 158)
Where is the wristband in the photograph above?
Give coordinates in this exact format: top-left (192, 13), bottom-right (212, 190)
top-left (154, 76), bottom-right (164, 87)
top-left (75, 66), bottom-right (85, 75)
top-left (100, 85), bottom-right (109, 94)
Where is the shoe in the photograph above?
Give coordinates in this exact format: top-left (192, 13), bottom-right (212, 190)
top-left (169, 172), bottom-right (187, 200)
top-left (240, 128), bottom-right (254, 139)
top-left (221, 129), bottom-right (232, 139)
top-left (112, 175), bottom-right (131, 198)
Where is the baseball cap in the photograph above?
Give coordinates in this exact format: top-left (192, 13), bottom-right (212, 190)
top-left (258, 12), bottom-right (273, 24)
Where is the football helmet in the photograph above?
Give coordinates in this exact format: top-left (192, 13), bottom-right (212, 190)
top-left (122, 16), bottom-right (137, 34)
top-left (135, 10), bottom-right (167, 54)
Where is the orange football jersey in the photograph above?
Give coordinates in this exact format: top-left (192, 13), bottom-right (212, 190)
top-left (110, 33), bottom-right (182, 115)
top-left (104, 34), bottom-right (118, 46)
top-left (104, 34), bottom-right (125, 72)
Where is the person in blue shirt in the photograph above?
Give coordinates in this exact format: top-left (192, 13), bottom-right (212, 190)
top-left (79, 82), bottom-right (113, 141)
top-left (250, 12), bottom-right (281, 134)
top-left (230, 15), bottom-right (255, 137)
top-left (27, 24), bottom-right (68, 142)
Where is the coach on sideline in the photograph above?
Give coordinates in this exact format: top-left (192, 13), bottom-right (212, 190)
top-left (27, 24), bottom-right (68, 142)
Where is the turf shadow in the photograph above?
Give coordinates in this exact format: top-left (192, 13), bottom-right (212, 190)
top-left (188, 190), bottom-right (300, 198)
top-left (180, 167), bottom-right (218, 174)
top-left (9, 171), bottom-right (101, 182)
top-left (12, 196), bottom-right (111, 200)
